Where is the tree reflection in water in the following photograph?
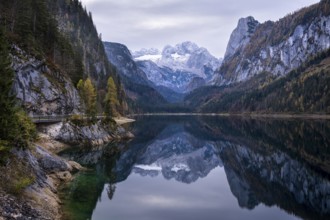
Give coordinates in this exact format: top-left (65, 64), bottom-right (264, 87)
top-left (59, 116), bottom-right (330, 220)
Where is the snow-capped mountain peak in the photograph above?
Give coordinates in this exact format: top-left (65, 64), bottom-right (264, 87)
top-left (133, 41), bottom-right (220, 73)
top-left (132, 41), bottom-right (222, 93)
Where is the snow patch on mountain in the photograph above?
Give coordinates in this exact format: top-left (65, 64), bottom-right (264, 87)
top-left (134, 54), bottom-right (162, 63)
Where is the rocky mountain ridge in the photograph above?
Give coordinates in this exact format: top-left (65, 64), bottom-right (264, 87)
top-left (103, 42), bottom-right (169, 110)
top-left (216, 1), bottom-right (330, 84)
top-left (223, 16), bottom-right (260, 61)
top-left (185, 1), bottom-right (330, 114)
top-left (103, 42), bottom-right (149, 85)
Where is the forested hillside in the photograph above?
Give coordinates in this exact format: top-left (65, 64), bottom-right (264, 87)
top-left (185, 49), bottom-right (330, 113)
top-left (0, 0), bottom-right (127, 115)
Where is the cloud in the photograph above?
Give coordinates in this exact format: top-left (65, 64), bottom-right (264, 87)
top-left (81, 0), bottom-right (320, 57)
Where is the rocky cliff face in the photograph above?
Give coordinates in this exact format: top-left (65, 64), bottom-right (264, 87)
top-left (103, 42), bottom-right (168, 108)
top-left (43, 121), bottom-right (134, 147)
top-left (216, 1), bottom-right (330, 84)
top-left (0, 134), bottom-right (84, 220)
top-left (103, 42), bottom-right (149, 85)
top-left (223, 16), bottom-right (259, 61)
top-left (11, 46), bottom-right (82, 116)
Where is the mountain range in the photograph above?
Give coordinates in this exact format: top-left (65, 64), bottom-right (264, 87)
top-left (3, 0), bottom-right (330, 116)
top-left (102, 1), bottom-right (330, 114)
top-left (185, 0), bottom-right (330, 113)
top-left (216, 4), bottom-right (330, 84)
top-left (104, 41), bottom-right (221, 106)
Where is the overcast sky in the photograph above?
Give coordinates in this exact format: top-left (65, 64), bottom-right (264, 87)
top-left (81, 0), bottom-right (320, 57)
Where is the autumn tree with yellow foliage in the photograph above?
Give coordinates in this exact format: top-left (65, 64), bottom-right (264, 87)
top-left (104, 76), bottom-right (120, 117)
top-left (77, 78), bottom-right (97, 119)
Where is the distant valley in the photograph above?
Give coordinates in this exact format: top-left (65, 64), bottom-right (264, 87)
top-left (104, 41), bottom-right (221, 106)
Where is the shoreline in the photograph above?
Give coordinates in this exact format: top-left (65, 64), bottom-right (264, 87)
top-left (130, 113), bottom-right (330, 120)
top-left (0, 132), bottom-right (86, 220)
top-left (0, 116), bottom-right (135, 219)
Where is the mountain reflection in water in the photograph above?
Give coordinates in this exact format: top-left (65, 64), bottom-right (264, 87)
top-left (60, 116), bottom-right (330, 220)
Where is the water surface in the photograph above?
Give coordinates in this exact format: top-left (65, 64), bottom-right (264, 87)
top-left (60, 116), bottom-right (330, 220)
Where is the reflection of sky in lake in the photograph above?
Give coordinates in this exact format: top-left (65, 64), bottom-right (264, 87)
top-left (93, 167), bottom-right (299, 220)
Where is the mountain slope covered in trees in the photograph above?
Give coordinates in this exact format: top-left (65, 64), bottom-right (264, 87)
top-left (185, 48), bottom-right (330, 113)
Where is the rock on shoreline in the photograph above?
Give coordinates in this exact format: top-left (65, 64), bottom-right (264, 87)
top-left (0, 118), bottom-right (134, 219)
top-left (42, 120), bottom-right (134, 147)
top-left (0, 135), bottom-right (86, 220)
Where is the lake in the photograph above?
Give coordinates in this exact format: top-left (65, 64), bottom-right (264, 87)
top-left (59, 115), bottom-right (330, 220)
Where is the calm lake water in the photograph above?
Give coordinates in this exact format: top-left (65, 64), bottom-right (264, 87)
top-left (59, 116), bottom-right (330, 220)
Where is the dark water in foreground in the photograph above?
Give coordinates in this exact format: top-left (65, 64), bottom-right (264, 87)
top-left (59, 116), bottom-right (330, 220)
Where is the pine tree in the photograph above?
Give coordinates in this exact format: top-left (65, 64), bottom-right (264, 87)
top-left (104, 77), bottom-right (119, 117)
top-left (15, 0), bottom-right (33, 48)
top-left (0, 28), bottom-right (36, 152)
top-left (0, 28), bottom-right (18, 144)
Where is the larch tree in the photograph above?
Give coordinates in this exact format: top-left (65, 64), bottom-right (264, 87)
top-left (84, 78), bottom-right (97, 119)
top-left (104, 76), bottom-right (119, 117)
top-left (77, 78), bottom-right (97, 120)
